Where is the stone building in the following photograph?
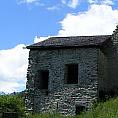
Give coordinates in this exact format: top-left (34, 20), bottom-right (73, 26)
top-left (26, 27), bottom-right (118, 115)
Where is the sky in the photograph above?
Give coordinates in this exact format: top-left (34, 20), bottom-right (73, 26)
top-left (0, 0), bottom-right (118, 93)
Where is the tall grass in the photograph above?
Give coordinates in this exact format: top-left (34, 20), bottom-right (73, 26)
top-left (26, 112), bottom-right (63, 118)
top-left (76, 98), bottom-right (118, 118)
top-left (26, 112), bottom-right (77, 118)
top-left (26, 98), bottom-right (118, 118)
top-left (1, 94), bottom-right (118, 118)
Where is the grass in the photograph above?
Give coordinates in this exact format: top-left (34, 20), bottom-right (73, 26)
top-left (76, 98), bottom-right (118, 118)
top-left (1, 94), bottom-right (118, 118)
top-left (25, 98), bottom-right (118, 118)
top-left (26, 112), bottom-right (63, 118)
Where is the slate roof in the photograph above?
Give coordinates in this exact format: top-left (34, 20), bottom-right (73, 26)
top-left (27, 35), bottom-right (112, 49)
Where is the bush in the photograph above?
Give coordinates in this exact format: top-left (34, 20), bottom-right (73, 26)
top-left (0, 95), bottom-right (25, 117)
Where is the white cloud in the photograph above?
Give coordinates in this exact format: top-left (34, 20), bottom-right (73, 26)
top-left (0, 81), bottom-right (21, 94)
top-left (101, 0), bottom-right (114, 5)
top-left (88, 0), bottom-right (114, 5)
top-left (0, 44), bottom-right (29, 93)
top-left (61, 0), bottom-right (67, 4)
top-left (0, 36), bottom-right (53, 93)
top-left (34, 36), bottom-right (50, 43)
top-left (61, 0), bottom-right (79, 9)
top-left (68, 0), bottom-right (79, 8)
top-left (88, 0), bottom-right (98, 4)
top-left (17, 0), bottom-right (39, 4)
top-left (47, 6), bottom-right (59, 11)
top-left (58, 4), bottom-right (118, 36)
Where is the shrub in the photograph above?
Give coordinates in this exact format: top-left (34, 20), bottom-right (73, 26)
top-left (0, 95), bottom-right (25, 117)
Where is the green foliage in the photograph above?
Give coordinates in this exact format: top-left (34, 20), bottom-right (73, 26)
top-left (76, 98), bottom-right (118, 118)
top-left (26, 112), bottom-right (77, 118)
top-left (1, 94), bottom-right (118, 118)
top-left (24, 97), bottom-right (118, 118)
top-left (0, 94), bottom-right (25, 117)
top-left (26, 112), bottom-right (63, 118)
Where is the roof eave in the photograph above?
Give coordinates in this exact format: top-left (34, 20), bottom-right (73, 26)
top-left (26, 45), bottom-right (102, 50)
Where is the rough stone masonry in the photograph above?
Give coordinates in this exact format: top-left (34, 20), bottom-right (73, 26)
top-left (26, 26), bottom-right (118, 115)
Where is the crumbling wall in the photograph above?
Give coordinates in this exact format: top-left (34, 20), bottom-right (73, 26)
top-left (26, 48), bottom-right (99, 115)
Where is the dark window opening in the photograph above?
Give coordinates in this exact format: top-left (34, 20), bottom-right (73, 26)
top-left (40, 70), bottom-right (49, 89)
top-left (65, 64), bottom-right (78, 84)
top-left (75, 105), bottom-right (85, 115)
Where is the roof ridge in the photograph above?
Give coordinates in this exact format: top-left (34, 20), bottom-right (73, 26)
top-left (48, 35), bottom-right (112, 39)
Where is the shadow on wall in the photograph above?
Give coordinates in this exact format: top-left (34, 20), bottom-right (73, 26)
top-left (99, 90), bottom-right (118, 101)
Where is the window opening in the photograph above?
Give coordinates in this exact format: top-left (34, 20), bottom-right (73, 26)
top-left (40, 70), bottom-right (49, 89)
top-left (65, 64), bottom-right (78, 84)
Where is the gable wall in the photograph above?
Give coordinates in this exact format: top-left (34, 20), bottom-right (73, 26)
top-left (102, 44), bottom-right (118, 94)
top-left (98, 36), bottom-right (118, 98)
top-left (26, 48), bottom-right (99, 115)
top-left (109, 29), bottom-right (118, 93)
top-left (97, 49), bottom-right (109, 99)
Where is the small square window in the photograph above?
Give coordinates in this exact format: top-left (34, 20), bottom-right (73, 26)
top-left (65, 64), bottom-right (78, 84)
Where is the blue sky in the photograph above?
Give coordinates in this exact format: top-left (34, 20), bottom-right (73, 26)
top-left (0, 0), bottom-right (118, 93)
top-left (0, 0), bottom-right (86, 50)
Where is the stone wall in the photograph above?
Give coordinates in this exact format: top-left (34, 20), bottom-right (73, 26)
top-left (26, 48), bottom-right (99, 115)
top-left (98, 26), bottom-right (118, 98)
top-left (97, 48), bottom-right (110, 99)
top-left (103, 44), bottom-right (118, 92)
top-left (111, 26), bottom-right (118, 92)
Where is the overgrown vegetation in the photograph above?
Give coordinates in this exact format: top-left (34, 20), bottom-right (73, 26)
top-left (24, 98), bottom-right (118, 118)
top-left (26, 112), bottom-right (63, 118)
top-left (26, 97), bottom-right (118, 118)
top-left (0, 94), bottom-right (25, 117)
top-left (76, 98), bottom-right (118, 118)
top-left (0, 94), bottom-right (118, 118)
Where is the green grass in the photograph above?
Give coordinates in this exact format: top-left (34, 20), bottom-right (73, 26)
top-left (25, 98), bottom-right (118, 118)
top-left (26, 112), bottom-right (63, 118)
top-left (1, 94), bottom-right (118, 118)
top-left (76, 98), bottom-right (118, 118)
